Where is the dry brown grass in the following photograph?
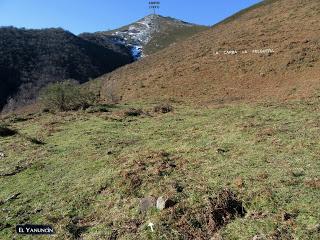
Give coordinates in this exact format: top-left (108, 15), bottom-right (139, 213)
top-left (98, 0), bottom-right (320, 105)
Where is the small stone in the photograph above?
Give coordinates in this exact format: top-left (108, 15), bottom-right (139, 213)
top-left (156, 197), bottom-right (176, 210)
top-left (260, 72), bottom-right (266, 77)
top-left (0, 152), bottom-right (5, 158)
top-left (156, 197), bottom-right (165, 210)
top-left (252, 234), bottom-right (267, 240)
top-left (139, 197), bottom-right (156, 213)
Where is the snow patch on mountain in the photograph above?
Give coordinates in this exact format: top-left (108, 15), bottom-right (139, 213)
top-left (130, 45), bottom-right (143, 60)
top-left (106, 14), bottom-right (197, 60)
top-left (110, 15), bottom-right (161, 59)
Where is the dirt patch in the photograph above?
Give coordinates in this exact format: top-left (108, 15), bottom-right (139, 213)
top-left (120, 169), bottom-right (144, 195)
top-left (269, 226), bottom-right (294, 240)
top-left (122, 219), bottom-right (142, 234)
top-left (66, 222), bottom-right (90, 240)
top-left (304, 178), bottom-right (320, 189)
top-left (207, 189), bottom-right (246, 228)
top-left (155, 152), bottom-right (177, 177)
top-left (153, 103), bottom-right (174, 113)
top-left (123, 108), bottom-right (144, 117)
top-left (106, 219), bottom-right (142, 240)
top-left (162, 189), bottom-right (246, 239)
top-left (119, 151), bottom-right (181, 195)
top-left (26, 137), bottom-right (45, 145)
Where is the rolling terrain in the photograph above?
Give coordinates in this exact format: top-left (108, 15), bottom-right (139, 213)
top-left (99, 0), bottom-right (320, 105)
top-left (1, 0), bottom-right (320, 239)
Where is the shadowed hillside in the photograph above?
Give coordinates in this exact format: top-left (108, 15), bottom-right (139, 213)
top-left (0, 27), bottom-right (133, 112)
top-left (99, 0), bottom-right (320, 104)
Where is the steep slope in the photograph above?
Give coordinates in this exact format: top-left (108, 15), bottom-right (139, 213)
top-left (99, 0), bottom-right (320, 104)
top-left (0, 27), bottom-right (133, 111)
top-left (82, 14), bottom-right (208, 59)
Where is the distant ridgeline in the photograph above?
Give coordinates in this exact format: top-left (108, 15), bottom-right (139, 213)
top-left (0, 27), bottom-right (133, 112)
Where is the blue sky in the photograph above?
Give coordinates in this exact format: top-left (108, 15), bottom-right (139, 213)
top-left (0, 0), bottom-right (262, 34)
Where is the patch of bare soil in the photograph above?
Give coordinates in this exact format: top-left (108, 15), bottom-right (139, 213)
top-left (119, 151), bottom-right (180, 196)
top-left (164, 189), bottom-right (246, 239)
top-left (304, 178), bottom-right (320, 189)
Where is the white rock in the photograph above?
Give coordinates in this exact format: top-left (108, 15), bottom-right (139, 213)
top-left (252, 235), bottom-right (267, 240)
top-left (156, 196), bottom-right (176, 210)
top-left (156, 196), bottom-right (166, 210)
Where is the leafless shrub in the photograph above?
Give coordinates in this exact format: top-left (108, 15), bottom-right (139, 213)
top-left (39, 80), bottom-right (96, 112)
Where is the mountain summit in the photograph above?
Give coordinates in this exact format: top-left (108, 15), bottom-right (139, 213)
top-left (81, 14), bottom-right (208, 59)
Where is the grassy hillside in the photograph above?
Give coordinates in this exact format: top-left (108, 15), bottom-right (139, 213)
top-left (1, 99), bottom-right (320, 239)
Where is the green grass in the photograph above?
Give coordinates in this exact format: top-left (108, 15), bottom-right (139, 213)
top-left (0, 100), bottom-right (320, 239)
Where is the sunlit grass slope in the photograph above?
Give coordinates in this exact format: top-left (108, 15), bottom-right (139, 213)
top-left (1, 100), bottom-right (320, 239)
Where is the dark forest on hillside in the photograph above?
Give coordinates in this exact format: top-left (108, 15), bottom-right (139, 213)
top-left (0, 27), bottom-right (133, 111)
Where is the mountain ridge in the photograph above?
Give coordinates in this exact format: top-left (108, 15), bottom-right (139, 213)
top-left (81, 14), bottom-right (208, 59)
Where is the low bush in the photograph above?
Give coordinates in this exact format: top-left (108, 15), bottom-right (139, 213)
top-left (39, 80), bottom-right (97, 112)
